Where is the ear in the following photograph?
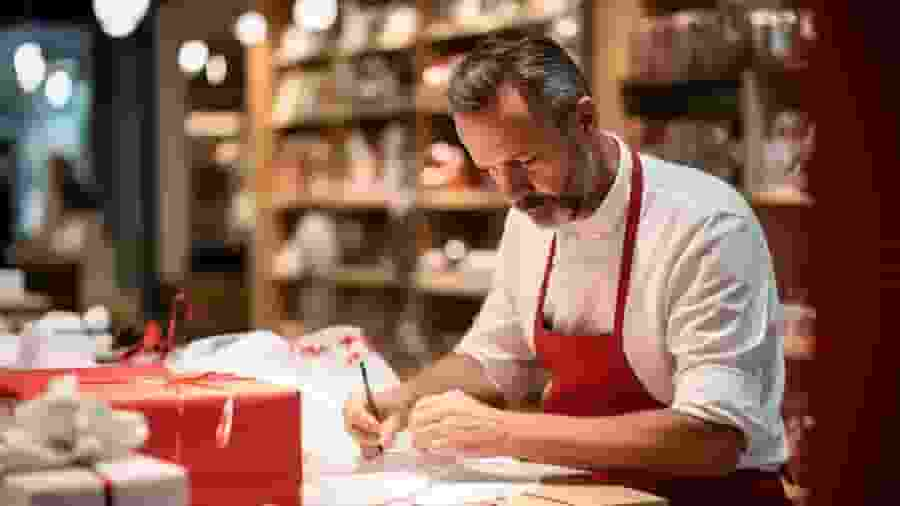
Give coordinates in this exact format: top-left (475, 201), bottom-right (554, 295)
top-left (573, 96), bottom-right (596, 136)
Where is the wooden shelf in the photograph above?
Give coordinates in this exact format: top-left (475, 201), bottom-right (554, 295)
top-left (641, 0), bottom-right (719, 16)
top-left (273, 103), bottom-right (416, 131)
top-left (415, 271), bottom-right (492, 298)
top-left (270, 192), bottom-right (389, 212)
top-left (269, 189), bottom-right (507, 212)
top-left (275, 43), bottom-right (417, 71)
top-left (185, 110), bottom-right (243, 138)
top-left (328, 266), bottom-right (400, 288)
top-left (273, 266), bottom-right (400, 289)
top-left (417, 189), bottom-right (508, 211)
top-left (424, 13), bottom-right (562, 44)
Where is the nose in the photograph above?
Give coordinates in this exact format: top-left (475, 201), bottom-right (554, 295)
top-left (491, 167), bottom-right (532, 199)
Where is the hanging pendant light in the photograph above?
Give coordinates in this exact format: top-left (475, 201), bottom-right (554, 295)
top-left (235, 11), bottom-right (268, 46)
top-left (45, 68), bottom-right (73, 109)
top-left (14, 42), bottom-right (46, 93)
top-left (93, 0), bottom-right (151, 38)
top-left (178, 40), bottom-right (209, 75)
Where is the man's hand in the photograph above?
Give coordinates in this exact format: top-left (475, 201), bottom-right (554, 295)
top-left (408, 389), bottom-right (510, 458)
top-left (343, 388), bottom-right (411, 459)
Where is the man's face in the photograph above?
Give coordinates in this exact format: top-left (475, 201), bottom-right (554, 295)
top-left (454, 86), bottom-right (592, 228)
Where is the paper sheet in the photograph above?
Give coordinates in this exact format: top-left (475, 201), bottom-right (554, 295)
top-left (311, 447), bottom-right (587, 506)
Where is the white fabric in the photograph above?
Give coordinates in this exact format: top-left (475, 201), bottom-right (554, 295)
top-left (455, 133), bottom-right (787, 471)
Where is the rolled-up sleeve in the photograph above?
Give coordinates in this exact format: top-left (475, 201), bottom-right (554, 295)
top-left (455, 213), bottom-right (537, 404)
top-left (666, 213), bottom-right (783, 454)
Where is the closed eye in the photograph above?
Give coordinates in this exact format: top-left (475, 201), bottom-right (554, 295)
top-left (510, 156), bottom-right (538, 171)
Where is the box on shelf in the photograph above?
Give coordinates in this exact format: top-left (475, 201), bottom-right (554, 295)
top-left (1, 454), bottom-right (188, 506)
top-left (0, 366), bottom-right (301, 506)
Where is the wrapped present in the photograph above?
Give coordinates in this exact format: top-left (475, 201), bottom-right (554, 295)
top-left (0, 375), bottom-right (187, 506)
top-left (2, 454), bottom-right (188, 506)
top-left (0, 367), bottom-right (301, 506)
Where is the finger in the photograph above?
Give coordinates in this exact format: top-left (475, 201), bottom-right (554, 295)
top-left (345, 397), bottom-right (381, 434)
top-left (379, 414), bottom-right (405, 449)
top-left (409, 398), bottom-right (451, 431)
top-left (361, 445), bottom-right (382, 460)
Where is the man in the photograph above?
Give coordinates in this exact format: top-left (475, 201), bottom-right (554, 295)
top-left (344, 33), bottom-right (789, 504)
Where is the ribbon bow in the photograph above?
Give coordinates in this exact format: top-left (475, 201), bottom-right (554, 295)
top-left (0, 375), bottom-right (149, 476)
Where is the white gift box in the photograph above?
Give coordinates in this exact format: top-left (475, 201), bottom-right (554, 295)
top-left (1, 454), bottom-right (188, 506)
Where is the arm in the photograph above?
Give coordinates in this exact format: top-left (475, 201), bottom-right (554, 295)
top-left (501, 408), bottom-right (743, 476)
top-left (387, 352), bottom-right (507, 411)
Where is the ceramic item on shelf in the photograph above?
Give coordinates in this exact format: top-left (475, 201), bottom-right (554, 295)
top-left (227, 188), bottom-right (256, 235)
top-left (49, 215), bottom-right (89, 257)
top-left (418, 248), bottom-right (450, 273)
top-left (382, 123), bottom-right (413, 193)
top-left (345, 130), bottom-right (381, 194)
top-left (763, 110), bottom-right (813, 192)
top-left (530, 0), bottom-right (577, 17)
top-left (338, 0), bottom-right (377, 54)
top-left (354, 55), bottom-right (402, 106)
top-left (377, 3), bottom-right (418, 49)
top-left (421, 142), bottom-right (469, 189)
top-left (277, 23), bottom-right (328, 66)
top-left (297, 212), bottom-right (340, 276)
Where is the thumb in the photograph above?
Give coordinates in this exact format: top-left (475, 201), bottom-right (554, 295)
top-left (379, 414), bottom-right (405, 449)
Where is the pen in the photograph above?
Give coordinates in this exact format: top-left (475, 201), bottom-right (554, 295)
top-left (359, 361), bottom-right (385, 453)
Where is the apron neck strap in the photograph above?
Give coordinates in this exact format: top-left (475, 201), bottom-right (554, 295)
top-left (535, 148), bottom-right (644, 338)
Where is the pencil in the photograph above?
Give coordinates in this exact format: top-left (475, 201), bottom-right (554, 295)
top-left (359, 361), bottom-right (384, 453)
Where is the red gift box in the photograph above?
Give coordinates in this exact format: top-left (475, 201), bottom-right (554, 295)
top-left (0, 366), bottom-right (301, 506)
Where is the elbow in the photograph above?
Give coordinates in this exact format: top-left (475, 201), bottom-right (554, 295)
top-left (695, 430), bottom-right (745, 477)
top-left (703, 444), bottom-right (743, 477)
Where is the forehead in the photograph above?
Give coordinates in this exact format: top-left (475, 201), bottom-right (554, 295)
top-left (453, 86), bottom-right (558, 167)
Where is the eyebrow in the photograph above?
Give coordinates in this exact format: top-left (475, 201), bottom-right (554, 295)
top-left (477, 151), bottom-right (534, 172)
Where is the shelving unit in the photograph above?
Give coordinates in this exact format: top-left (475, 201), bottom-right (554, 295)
top-left (246, 0), bottom-right (591, 368)
top-left (247, 0), bottom-right (812, 374)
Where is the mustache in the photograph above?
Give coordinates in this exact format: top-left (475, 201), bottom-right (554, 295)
top-left (516, 193), bottom-right (583, 211)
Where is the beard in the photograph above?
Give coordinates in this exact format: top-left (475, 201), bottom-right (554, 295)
top-left (516, 143), bottom-right (609, 228)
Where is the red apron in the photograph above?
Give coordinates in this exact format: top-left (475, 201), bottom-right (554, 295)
top-left (533, 149), bottom-right (791, 505)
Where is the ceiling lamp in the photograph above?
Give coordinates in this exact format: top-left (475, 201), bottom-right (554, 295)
top-left (235, 11), bottom-right (268, 46)
top-left (45, 69), bottom-right (73, 109)
top-left (206, 55), bottom-right (228, 85)
top-left (294, 0), bottom-right (338, 32)
top-left (178, 40), bottom-right (209, 75)
top-left (93, 0), bottom-right (151, 38)
top-left (14, 42), bottom-right (46, 93)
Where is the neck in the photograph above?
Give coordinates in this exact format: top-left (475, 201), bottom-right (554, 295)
top-left (574, 133), bottom-right (620, 220)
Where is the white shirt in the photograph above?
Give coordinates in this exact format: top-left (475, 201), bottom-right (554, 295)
top-left (455, 134), bottom-right (788, 471)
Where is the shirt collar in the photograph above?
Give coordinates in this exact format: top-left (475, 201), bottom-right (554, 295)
top-left (558, 131), bottom-right (634, 239)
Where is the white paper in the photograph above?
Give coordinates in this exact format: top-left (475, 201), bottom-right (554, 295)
top-left (459, 457), bottom-right (590, 481)
top-left (414, 482), bottom-right (540, 506)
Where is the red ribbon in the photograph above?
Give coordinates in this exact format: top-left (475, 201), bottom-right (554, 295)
top-left (120, 290), bottom-right (192, 364)
top-left (79, 372), bottom-right (248, 463)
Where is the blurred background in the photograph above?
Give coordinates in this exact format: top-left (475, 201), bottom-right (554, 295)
top-left (0, 1), bottom-right (849, 501)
